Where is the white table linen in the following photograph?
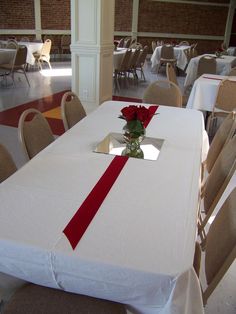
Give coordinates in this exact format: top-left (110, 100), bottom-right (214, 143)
top-left (1, 41), bottom-right (43, 65)
top-left (151, 45), bottom-right (189, 72)
top-left (0, 49), bottom-right (16, 65)
top-left (186, 74), bottom-right (236, 112)
top-left (0, 102), bottom-right (204, 314)
top-left (184, 54), bottom-right (236, 87)
top-left (227, 47), bottom-right (236, 56)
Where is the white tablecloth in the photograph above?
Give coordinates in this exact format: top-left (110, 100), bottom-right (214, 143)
top-left (0, 102), bottom-right (204, 314)
top-left (1, 41), bottom-right (43, 65)
top-left (0, 49), bottom-right (16, 65)
top-left (184, 54), bottom-right (236, 87)
top-left (227, 47), bottom-right (236, 56)
top-left (186, 74), bottom-right (236, 112)
top-left (151, 45), bottom-right (190, 72)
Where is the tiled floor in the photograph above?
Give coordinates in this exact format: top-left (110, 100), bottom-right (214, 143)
top-left (0, 60), bottom-right (235, 314)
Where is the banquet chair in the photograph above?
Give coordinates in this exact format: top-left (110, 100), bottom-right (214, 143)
top-left (143, 80), bottom-right (182, 107)
top-left (127, 48), bottom-right (141, 79)
top-left (18, 109), bottom-right (55, 160)
top-left (113, 49), bottom-right (132, 89)
top-left (228, 67), bottom-right (236, 76)
top-left (61, 91), bottom-right (86, 131)
top-left (198, 135), bottom-right (236, 241)
top-left (6, 40), bottom-right (18, 50)
top-left (0, 45), bottom-right (30, 87)
top-left (117, 38), bottom-right (125, 48)
top-left (135, 45), bottom-right (148, 81)
top-left (197, 56), bottom-right (216, 78)
top-left (191, 43), bottom-right (198, 57)
top-left (166, 63), bottom-right (188, 106)
top-left (159, 45), bottom-right (176, 72)
top-left (3, 284), bottom-right (127, 314)
top-left (124, 38), bottom-right (131, 48)
top-left (20, 36), bottom-right (30, 42)
top-left (33, 39), bottom-right (52, 70)
top-left (178, 40), bottom-right (190, 46)
top-left (152, 41), bottom-right (157, 52)
top-left (207, 79), bottom-right (236, 134)
top-left (194, 188), bottom-right (236, 306)
top-left (202, 111), bottom-right (236, 179)
top-left (61, 34), bottom-right (71, 54)
top-left (0, 144), bottom-right (17, 183)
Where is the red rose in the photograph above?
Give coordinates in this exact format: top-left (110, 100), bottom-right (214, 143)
top-left (136, 106), bottom-right (150, 123)
top-left (121, 105), bottom-right (137, 121)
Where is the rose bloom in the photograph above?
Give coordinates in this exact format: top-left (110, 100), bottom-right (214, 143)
top-left (136, 106), bottom-right (150, 123)
top-left (121, 105), bottom-right (138, 121)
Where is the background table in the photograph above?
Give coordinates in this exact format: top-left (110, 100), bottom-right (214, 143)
top-left (184, 54), bottom-right (236, 87)
top-left (186, 74), bottom-right (231, 111)
top-left (1, 41), bottom-right (43, 65)
top-left (151, 45), bottom-right (189, 72)
top-left (0, 102), bottom-right (204, 314)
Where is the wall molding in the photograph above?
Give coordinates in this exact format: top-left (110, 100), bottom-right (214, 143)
top-left (114, 31), bottom-right (224, 41)
top-left (148, 0), bottom-right (229, 7)
top-left (0, 29), bottom-right (71, 35)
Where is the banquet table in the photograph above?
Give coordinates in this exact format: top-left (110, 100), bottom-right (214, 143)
top-left (186, 74), bottom-right (236, 112)
top-left (0, 101), bottom-right (204, 314)
top-left (0, 48), bottom-right (16, 65)
top-left (1, 41), bottom-right (43, 65)
top-left (151, 45), bottom-right (190, 72)
top-left (184, 54), bottom-right (236, 87)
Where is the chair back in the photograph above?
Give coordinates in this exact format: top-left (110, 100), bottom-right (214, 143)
top-left (129, 48), bottom-right (141, 69)
top-left (61, 92), bottom-right (86, 131)
top-left (20, 37), bottom-right (30, 42)
top-left (143, 80), bottom-right (182, 107)
top-left (18, 109), bottom-right (54, 160)
top-left (228, 67), bottom-right (236, 76)
top-left (41, 39), bottom-right (52, 57)
top-left (152, 41), bottom-right (157, 52)
top-left (160, 45), bottom-right (174, 60)
top-left (215, 79), bottom-right (236, 112)
top-left (6, 41), bottom-right (18, 50)
top-left (61, 35), bottom-right (71, 48)
top-left (206, 111), bottom-right (236, 173)
top-left (117, 38), bottom-right (125, 48)
top-left (136, 45), bottom-right (148, 67)
top-left (203, 135), bottom-right (236, 215)
top-left (14, 45), bottom-right (27, 67)
top-left (178, 41), bottom-right (189, 46)
top-left (166, 63), bottom-right (178, 86)
top-left (203, 188), bottom-right (236, 304)
top-left (119, 49), bottom-right (132, 71)
top-left (197, 56), bottom-right (216, 77)
top-left (124, 38), bottom-right (131, 48)
top-left (0, 144), bottom-right (17, 183)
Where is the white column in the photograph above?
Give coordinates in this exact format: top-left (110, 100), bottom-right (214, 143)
top-left (131, 0), bottom-right (139, 41)
top-left (224, 0), bottom-right (236, 47)
top-left (70, 0), bottom-right (115, 114)
top-left (34, 0), bottom-right (42, 40)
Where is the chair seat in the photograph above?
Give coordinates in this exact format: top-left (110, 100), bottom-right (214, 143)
top-left (3, 284), bottom-right (127, 314)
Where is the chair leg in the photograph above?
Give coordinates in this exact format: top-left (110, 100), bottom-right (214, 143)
top-left (23, 69), bottom-right (30, 87)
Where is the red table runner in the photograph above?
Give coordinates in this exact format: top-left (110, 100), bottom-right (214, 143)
top-left (63, 105), bottom-right (159, 249)
top-left (202, 76), bottom-right (223, 81)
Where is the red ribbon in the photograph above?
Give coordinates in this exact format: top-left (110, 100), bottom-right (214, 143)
top-left (202, 76), bottom-right (223, 81)
top-left (63, 105), bottom-right (159, 249)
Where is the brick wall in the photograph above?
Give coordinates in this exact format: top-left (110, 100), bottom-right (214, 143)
top-left (41, 0), bottom-right (70, 30)
top-left (138, 0), bottom-right (228, 36)
top-left (115, 0), bottom-right (133, 31)
top-left (0, 0), bottom-right (34, 29)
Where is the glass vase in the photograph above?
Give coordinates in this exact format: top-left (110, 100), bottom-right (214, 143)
top-left (122, 122), bottom-right (145, 159)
